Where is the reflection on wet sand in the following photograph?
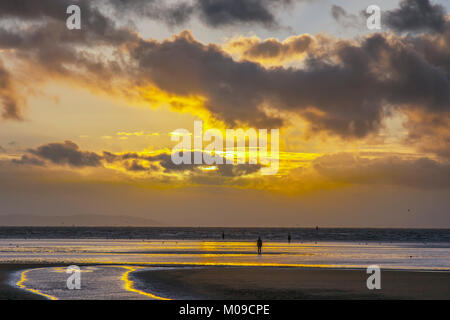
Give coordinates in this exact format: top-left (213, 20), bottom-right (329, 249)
top-left (120, 266), bottom-right (171, 300)
top-left (16, 269), bottom-right (57, 300)
top-left (15, 266), bottom-right (171, 300)
top-left (2, 239), bottom-right (449, 270)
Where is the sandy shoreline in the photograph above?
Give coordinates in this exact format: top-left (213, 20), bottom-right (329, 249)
top-left (2, 263), bottom-right (449, 300)
top-left (131, 267), bottom-right (450, 300)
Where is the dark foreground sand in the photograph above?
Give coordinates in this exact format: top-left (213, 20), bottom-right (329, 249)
top-left (132, 267), bottom-right (450, 300)
top-left (0, 264), bottom-right (51, 300)
top-left (2, 264), bottom-right (449, 300)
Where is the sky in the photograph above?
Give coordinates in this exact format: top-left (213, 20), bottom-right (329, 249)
top-left (0, 0), bottom-right (449, 227)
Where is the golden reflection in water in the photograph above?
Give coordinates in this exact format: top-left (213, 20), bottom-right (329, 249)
top-left (16, 269), bottom-right (57, 300)
top-left (16, 266), bottom-right (171, 300)
top-left (120, 266), bottom-right (171, 300)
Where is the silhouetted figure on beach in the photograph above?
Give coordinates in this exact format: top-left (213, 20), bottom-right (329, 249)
top-left (257, 237), bottom-right (263, 255)
top-left (222, 232), bottom-right (225, 240)
top-left (288, 233), bottom-right (291, 243)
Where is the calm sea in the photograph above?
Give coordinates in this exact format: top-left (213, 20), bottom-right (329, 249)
top-left (0, 227), bottom-right (449, 242)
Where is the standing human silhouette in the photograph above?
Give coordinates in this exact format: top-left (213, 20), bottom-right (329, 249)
top-left (222, 231), bottom-right (225, 240)
top-left (257, 237), bottom-right (263, 255)
top-left (288, 233), bottom-right (291, 243)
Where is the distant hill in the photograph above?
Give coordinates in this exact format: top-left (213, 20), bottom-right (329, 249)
top-left (0, 214), bottom-right (159, 226)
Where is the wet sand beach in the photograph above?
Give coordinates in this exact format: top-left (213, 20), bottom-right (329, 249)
top-left (0, 264), bottom-right (162, 300)
top-left (132, 267), bottom-right (450, 300)
top-left (1, 263), bottom-right (449, 300)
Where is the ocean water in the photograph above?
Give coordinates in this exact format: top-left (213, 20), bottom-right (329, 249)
top-left (1, 227), bottom-right (449, 242)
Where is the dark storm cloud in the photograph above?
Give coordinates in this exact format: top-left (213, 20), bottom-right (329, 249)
top-left (0, 0), bottom-right (138, 53)
top-left (0, 0), bottom-right (299, 29)
top-left (132, 31), bottom-right (283, 128)
top-left (0, 1), bottom-right (141, 122)
top-left (0, 0), bottom-right (136, 46)
top-left (411, 32), bottom-right (450, 77)
top-left (12, 155), bottom-right (45, 166)
top-left (105, 0), bottom-right (201, 27)
top-left (132, 31), bottom-right (450, 137)
top-left (26, 141), bottom-right (102, 167)
top-left (102, 150), bottom-right (195, 172)
top-left (217, 163), bottom-right (262, 177)
top-left (195, 0), bottom-right (292, 28)
top-left (156, 151), bottom-right (262, 177)
top-left (102, 150), bottom-right (262, 176)
top-left (384, 0), bottom-right (448, 33)
top-left (106, 0), bottom-right (294, 28)
top-left (331, 5), bottom-right (361, 29)
top-left (0, 59), bottom-right (22, 120)
top-left (331, 5), bottom-right (348, 20)
top-left (125, 160), bottom-right (149, 171)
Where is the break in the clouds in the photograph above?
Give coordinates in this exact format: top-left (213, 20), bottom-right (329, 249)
top-left (225, 34), bottom-right (314, 65)
top-left (384, 0), bottom-right (448, 33)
